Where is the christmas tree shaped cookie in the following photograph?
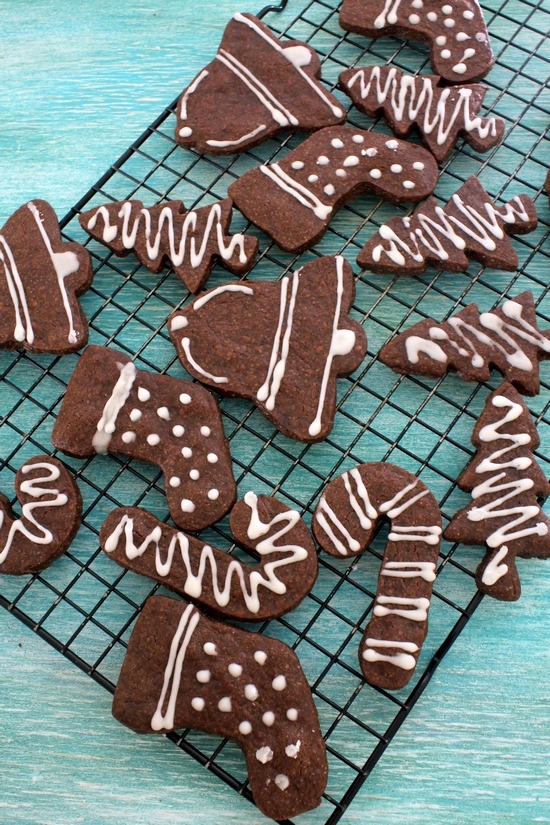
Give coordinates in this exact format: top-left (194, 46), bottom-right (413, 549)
top-left (445, 383), bottom-right (550, 600)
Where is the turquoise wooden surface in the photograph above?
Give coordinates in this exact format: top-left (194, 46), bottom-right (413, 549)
top-left (1, 1), bottom-right (550, 823)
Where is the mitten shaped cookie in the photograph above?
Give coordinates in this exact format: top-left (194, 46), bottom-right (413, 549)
top-left (51, 345), bottom-right (236, 531)
top-left (313, 463), bottom-right (441, 690)
top-left (379, 292), bottom-right (550, 396)
top-left (228, 125), bottom-right (438, 253)
top-left (340, 0), bottom-right (494, 83)
top-left (79, 198), bottom-right (258, 294)
top-left (339, 66), bottom-right (504, 162)
top-left (113, 595), bottom-right (328, 820)
top-left (175, 13), bottom-right (344, 154)
top-left (0, 200), bottom-right (92, 353)
top-left (445, 383), bottom-right (550, 601)
top-left (0, 456), bottom-right (81, 575)
top-left (358, 176), bottom-right (537, 274)
top-left (100, 491), bottom-right (317, 622)
top-left (169, 256), bottom-right (367, 442)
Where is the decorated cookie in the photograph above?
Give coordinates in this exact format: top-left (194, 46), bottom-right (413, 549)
top-left (175, 12), bottom-right (344, 154)
top-left (51, 345), bottom-right (236, 532)
top-left (0, 200), bottom-right (92, 353)
top-left (313, 463), bottom-right (441, 690)
top-left (113, 594), bottom-right (328, 820)
top-left (79, 198), bottom-right (258, 294)
top-left (100, 492), bottom-right (317, 622)
top-left (445, 383), bottom-right (550, 600)
top-left (358, 176), bottom-right (537, 274)
top-left (228, 125), bottom-right (438, 253)
top-left (379, 292), bottom-right (550, 396)
top-left (0, 456), bottom-right (81, 575)
top-left (168, 256), bottom-right (366, 442)
top-left (340, 0), bottom-right (494, 84)
top-left (339, 66), bottom-right (504, 162)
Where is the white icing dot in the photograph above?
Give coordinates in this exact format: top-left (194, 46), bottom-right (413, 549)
top-left (436, 35), bottom-right (447, 45)
top-left (370, 169), bottom-right (382, 179)
top-left (324, 184), bottom-right (335, 196)
top-left (147, 434), bottom-right (160, 446)
top-left (308, 174), bottom-right (318, 183)
top-left (228, 663), bottom-right (243, 677)
top-left (413, 161), bottom-right (425, 170)
top-left (239, 721), bottom-right (252, 735)
top-left (363, 147), bottom-right (378, 157)
top-left (286, 708), bottom-right (298, 721)
top-left (441, 49), bottom-right (452, 58)
top-left (352, 134), bottom-right (364, 143)
top-left (130, 409), bottom-right (142, 422)
top-left (137, 387), bottom-right (150, 403)
top-left (207, 452), bottom-right (218, 463)
top-left (456, 31), bottom-right (470, 40)
top-left (476, 31), bottom-right (486, 41)
top-left (411, 0), bottom-right (423, 7)
top-left (181, 498), bottom-right (195, 512)
top-left (169, 476), bottom-right (181, 487)
top-left (196, 669), bottom-right (210, 683)
top-left (191, 697), bottom-right (204, 711)
top-left (256, 746), bottom-right (274, 763)
top-left (189, 469), bottom-right (200, 480)
top-left (386, 139), bottom-right (399, 149)
top-left (444, 17), bottom-right (455, 27)
top-left (463, 9), bottom-right (474, 18)
top-left (272, 675), bottom-right (287, 691)
top-left (275, 774), bottom-right (289, 791)
top-left (218, 697), bottom-right (232, 713)
top-left (173, 425), bottom-right (184, 437)
top-left (204, 643), bottom-right (218, 656)
top-left (331, 138), bottom-right (344, 148)
top-left (200, 426), bottom-right (211, 436)
top-left (179, 126), bottom-right (193, 138)
top-left (442, 4), bottom-right (453, 13)
top-left (285, 740), bottom-right (301, 758)
top-left (170, 315), bottom-right (188, 331)
top-left (179, 393), bottom-right (192, 405)
top-left (291, 161), bottom-right (304, 170)
top-left (453, 62), bottom-right (467, 74)
top-left (254, 651), bottom-right (267, 665)
top-left (408, 13), bottom-right (420, 23)
top-left (427, 11), bottom-right (437, 20)
top-left (343, 155), bottom-right (359, 167)
top-left (336, 169), bottom-right (347, 178)
top-left (245, 684), bottom-right (259, 701)
top-left (403, 181), bottom-right (416, 189)
top-left (182, 447), bottom-right (193, 458)
top-left (390, 163), bottom-right (403, 173)
top-left (262, 711), bottom-right (275, 726)
top-left (208, 489), bottom-right (220, 501)
top-left (121, 431), bottom-right (136, 444)
top-left (316, 155), bottom-right (329, 165)
top-left (157, 406), bottom-right (170, 420)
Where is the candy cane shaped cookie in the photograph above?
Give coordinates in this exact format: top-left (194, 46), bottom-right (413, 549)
top-left (313, 463), bottom-right (441, 689)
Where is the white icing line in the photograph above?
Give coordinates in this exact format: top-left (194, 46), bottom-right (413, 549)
top-left (92, 361), bottom-right (137, 454)
top-left (206, 124), bottom-right (267, 148)
top-left (181, 337), bottom-right (228, 384)
top-left (151, 604), bottom-right (200, 730)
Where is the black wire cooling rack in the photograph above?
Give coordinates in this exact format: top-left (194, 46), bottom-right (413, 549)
top-left (1, 0), bottom-right (549, 822)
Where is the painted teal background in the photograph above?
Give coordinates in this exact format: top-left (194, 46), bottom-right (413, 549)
top-left (1, 1), bottom-right (550, 823)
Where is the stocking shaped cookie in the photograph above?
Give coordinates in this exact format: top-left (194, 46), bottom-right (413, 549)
top-left (52, 345), bottom-right (236, 531)
top-left (100, 492), bottom-right (317, 622)
top-left (168, 256), bottom-right (366, 442)
top-left (0, 456), bottom-right (81, 575)
top-left (445, 383), bottom-right (550, 601)
top-left (339, 66), bottom-right (504, 162)
top-left (340, 0), bottom-right (494, 83)
top-left (358, 176), bottom-right (537, 274)
top-left (228, 126), bottom-right (438, 253)
top-left (379, 292), bottom-right (550, 396)
top-left (313, 463), bottom-right (442, 690)
top-left (0, 200), bottom-right (93, 353)
top-left (175, 13), bottom-right (344, 154)
top-left (113, 595), bottom-right (328, 820)
top-left (79, 198), bottom-right (258, 294)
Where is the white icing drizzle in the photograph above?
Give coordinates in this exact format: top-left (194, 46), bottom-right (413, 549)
top-left (151, 604), bottom-right (200, 730)
top-left (260, 163), bottom-right (332, 220)
top-left (373, 595), bottom-right (430, 621)
top-left (374, 0), bottom-right (403, 28)
top-left (0, 462), bottom-right (69, 565)
top-left (381, 560), bottom-right (437, 581)
top-left (193, 284), bottom-right (254, 311)
top-left (104, 493), bottom-right (307, 614)
top-left (379, 480), bottom-right (429, 518)
top-left (388, 524), bottom-right (442, 544)
top-left (342, 467), bottom-right (377, 530)
top-left (481, 545), bottom-right (509, 585)
top-left (363, 638), bottom-right (419, 670)
top-left (256, 270), bottom-right (300, 410)
top-left (0, 235), bottom-right (33, 344)
top-left (181, 337), bottom-right (228, 384)
top-left (315, 496), bottom-right (361, 555)
top-left (179, 69), bottom-right (209, 135)
top-left (92, 361), bottom-right (137, 454)
top-left (206, 124), bottom-right (267, 148)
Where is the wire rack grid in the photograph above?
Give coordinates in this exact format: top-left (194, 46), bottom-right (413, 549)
top-left (0, 0), bottom-right (549, 822)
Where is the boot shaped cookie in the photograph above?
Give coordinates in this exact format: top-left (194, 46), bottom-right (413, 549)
top-left (52, 345), bottom-right (236, 532)
top-left (228, 125), bottom-right (438, 253)
top-left (340, 0), bottom-right (494, 84)
top-left (100, 492), bottom-right (317, 622)
top-left (0, 200), bottom-right (92, 353)
top-left (113, 595), bottom-right (328, 820)
top-left (313, 463), bottom-right (442, 690)
top-left (0, 456), bottom-right (81, 575)
top-left (79, 198), bottom-right (258, 294)
top-left (175, 13), bottom-right (344, 155)
top-left (339, 66), bottom-right (504, 162)
top-left (358, 176), bottom-right (537, 274)
top-left (379, 292), bottom-right (550, 397)
top-left (168, 256), bottom-right (367, 442)
top-left (444, 383), bottom-right (550, 601)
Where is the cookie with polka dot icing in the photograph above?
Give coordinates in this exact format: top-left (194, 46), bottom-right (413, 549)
top-left (358, 176), bottom-right (537, 274)
top-left (100, 491), bottom-right (318, 621)
top-left (51, 345), bottom-right (236, 532)
top-left (168, 255), bottom-right (367, 442)
top-left (113, 594), bottom-right (328, 820)
top-left (340, 0), bottom-right (494, 84)
top-left (79, 198), bottom-right (258, 294)
top-left (175, 13), bottom-right (345, 155)
top-left (339, 66), bottom-right (505, 162)
top-left (228, 125), bottom-right (438, 253)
